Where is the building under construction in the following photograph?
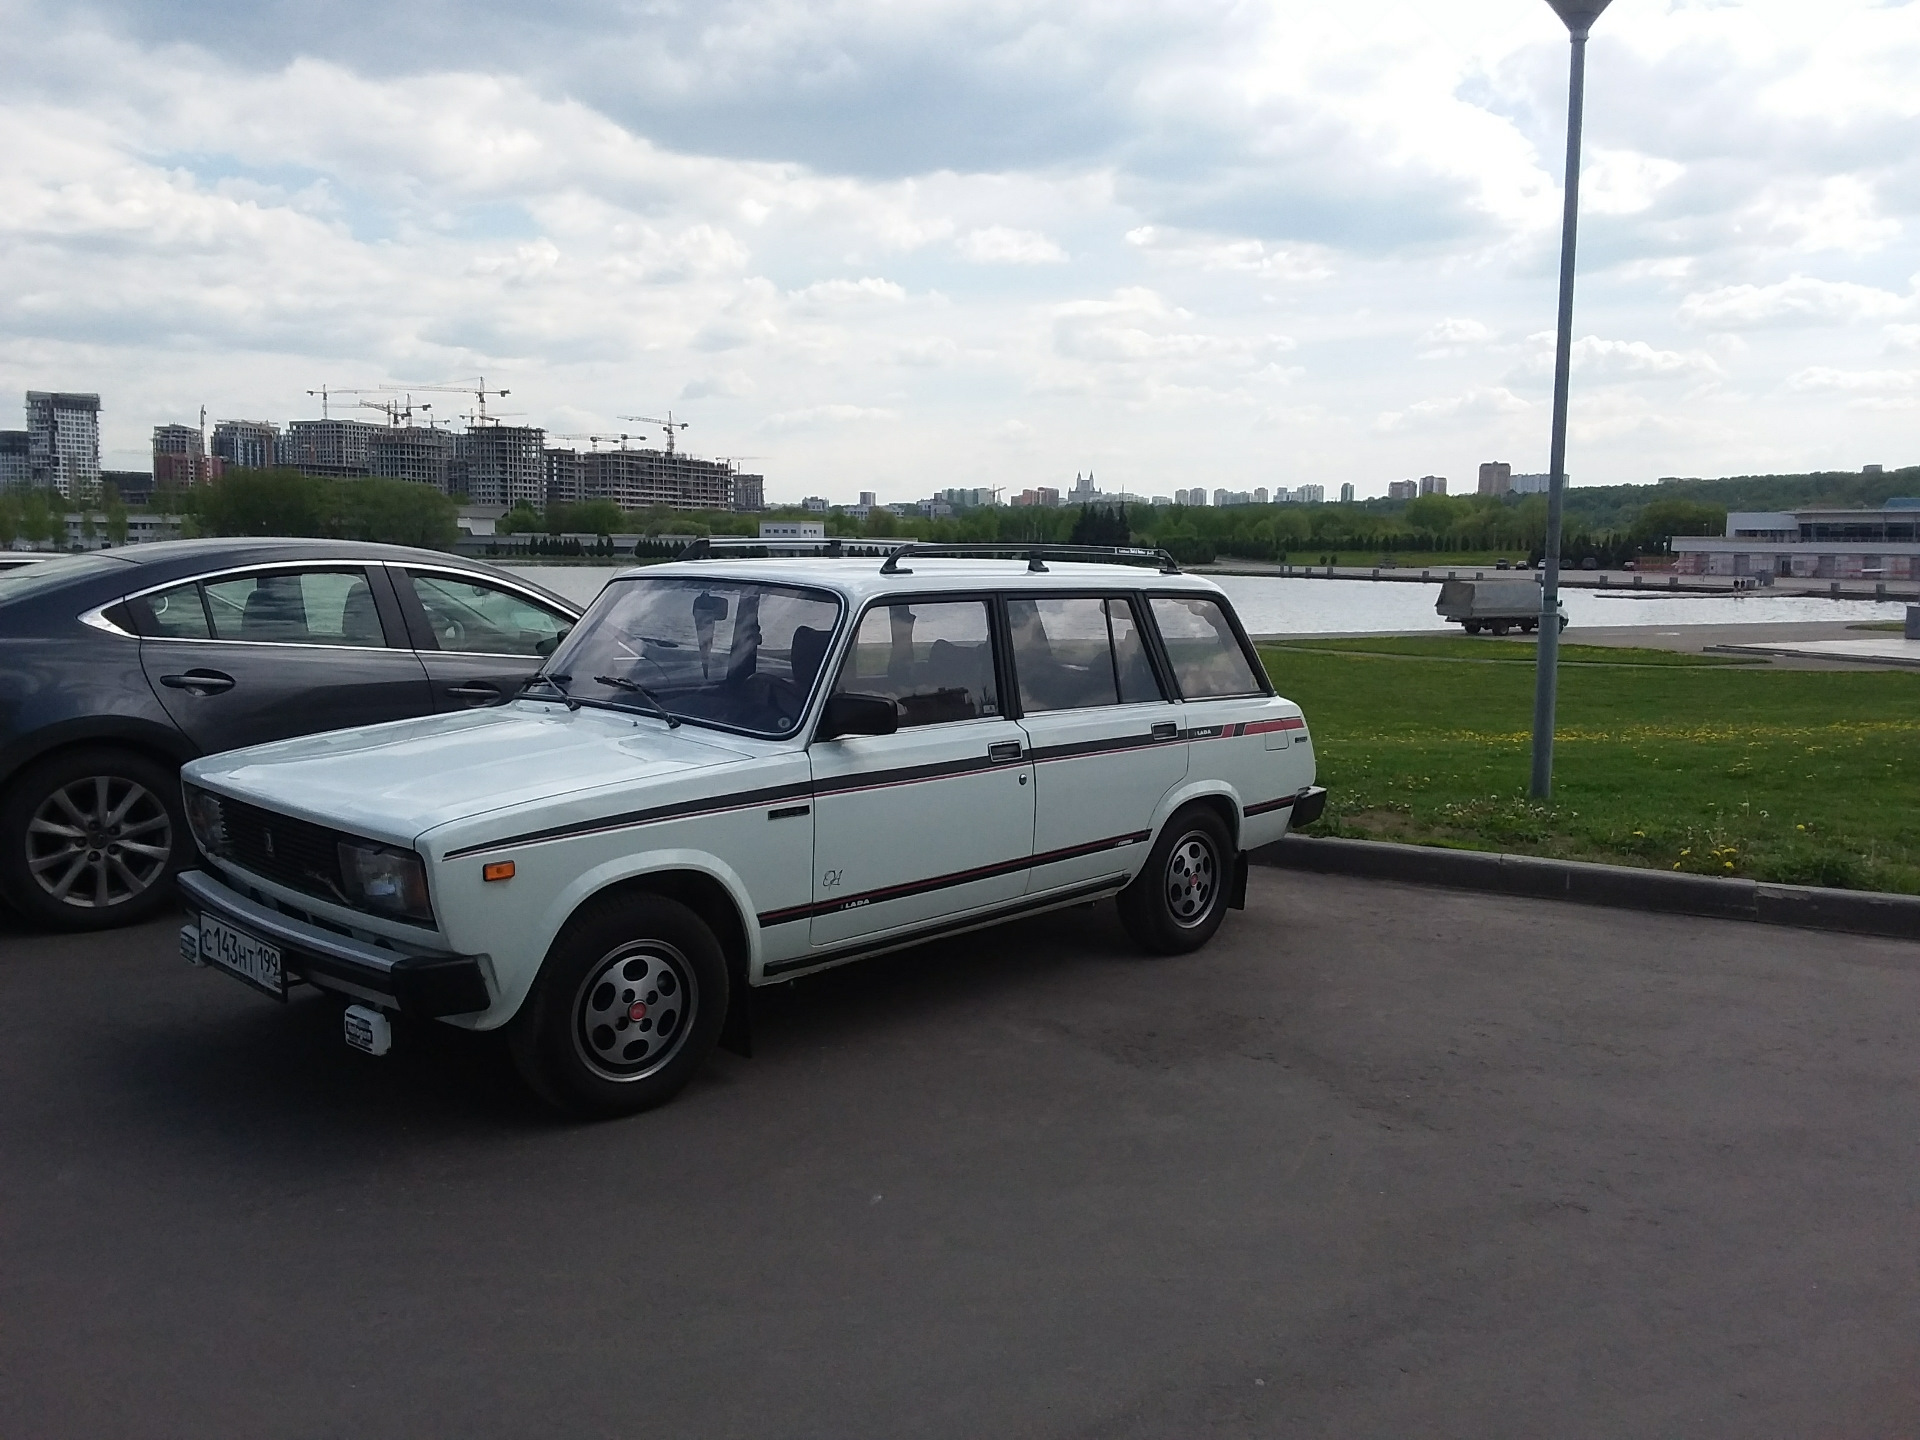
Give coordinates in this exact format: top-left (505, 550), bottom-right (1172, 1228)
top-left (371, 426), bottom-right (454, 491)
top-left (455, 426), bottom-right (545, 508)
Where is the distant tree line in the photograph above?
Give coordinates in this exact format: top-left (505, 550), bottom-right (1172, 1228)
top-left (156, 468), bottom-right (459, 548)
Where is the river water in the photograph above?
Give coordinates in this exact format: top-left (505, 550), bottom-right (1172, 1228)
top-left (506, 564), bottom-right (1912, 635)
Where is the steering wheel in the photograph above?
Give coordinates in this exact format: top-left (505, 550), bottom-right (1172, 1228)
top-left (439, 619), bottom-right (467, 647)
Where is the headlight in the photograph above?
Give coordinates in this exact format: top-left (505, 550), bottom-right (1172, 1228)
top-left (336, 842), bottom-right (434, 924)
top-left (183, 786), bottom-right (230, 859)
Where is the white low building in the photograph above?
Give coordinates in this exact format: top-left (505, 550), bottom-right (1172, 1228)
top-left (1672, 503), bottom-right (1920, 579)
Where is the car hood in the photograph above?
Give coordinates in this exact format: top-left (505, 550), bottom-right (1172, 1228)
top-left (182, 702), bottom-right (759, 843)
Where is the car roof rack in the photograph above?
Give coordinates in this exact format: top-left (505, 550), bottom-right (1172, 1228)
top-left (875, 542), bottom-right (1180, 576)
top-left (674, 536), bottom-right (1182, 576)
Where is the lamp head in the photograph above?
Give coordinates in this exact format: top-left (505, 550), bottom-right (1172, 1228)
top-left (1546, 0), bottom-right (1611, 36)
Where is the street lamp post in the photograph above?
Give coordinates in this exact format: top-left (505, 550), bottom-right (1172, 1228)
top-left (1530, 0), bottom-right (1612, 799)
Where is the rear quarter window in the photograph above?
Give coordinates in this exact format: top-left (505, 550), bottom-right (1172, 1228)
top-left (1149, 595), bottom-right (1264, 699)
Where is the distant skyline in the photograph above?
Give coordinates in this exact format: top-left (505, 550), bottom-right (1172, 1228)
top-left (4, 0), bottom-right (1918, 503)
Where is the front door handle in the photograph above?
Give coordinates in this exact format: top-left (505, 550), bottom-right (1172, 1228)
top-left (987, 740), bottom-right (1023, 764)
top-left (1151, 722), bottom-right (1179, 740)
top-left (446, 682), bottom-right (504, 705)
top-left (159, 670), bottom-right (235, 696)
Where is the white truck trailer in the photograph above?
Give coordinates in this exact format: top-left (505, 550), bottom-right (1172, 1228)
top-left (1435, 578), bottom-right (1567, 636)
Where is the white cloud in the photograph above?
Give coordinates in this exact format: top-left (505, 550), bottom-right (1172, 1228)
top-left (759, 404), bottom-right (900, 433)
top-left (1678, 277), bottom-right (1911, 330)
top-left (956, 226), bottom-right (1066, 264)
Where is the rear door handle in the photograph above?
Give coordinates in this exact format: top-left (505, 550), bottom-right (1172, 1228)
top-left (446, 682), bottom-right (504, 705)
top-left (987, 740), bottom-right (1024, 763)
top-left (1151, 722), bottom-right (1179, 740)
top-left (159, 670), bottom-right (235, 696)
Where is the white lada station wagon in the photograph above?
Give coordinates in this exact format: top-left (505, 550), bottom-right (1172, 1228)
top-left (177, 543), bottom-right (1326, 1115)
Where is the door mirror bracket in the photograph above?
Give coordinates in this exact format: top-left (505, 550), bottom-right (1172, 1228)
top-left (815, 692), bottom-right (899, 741)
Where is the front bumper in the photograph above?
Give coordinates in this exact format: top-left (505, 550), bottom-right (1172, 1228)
top-left (1291, 786), bottom-right (1328, 828)
top-left (178, 869), bottom-right (491, 1018)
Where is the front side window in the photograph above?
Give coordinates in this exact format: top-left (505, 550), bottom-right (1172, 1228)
top-left (407, 571), bottom-right (571, 657)
top-left (556, 577), bottom-right (841, 737)
top-left (197, 569), bottom-right (388, 647)
top-left (1149, 595), bottom-right (1263, 699)
top-left (833, 600), bottom-right (999, 728)
top-left (1008, 596), bottom-right (1164, 712)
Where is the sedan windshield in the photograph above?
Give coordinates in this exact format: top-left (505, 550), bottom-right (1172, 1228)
top-left (544, 576), bottom-right (842, 737)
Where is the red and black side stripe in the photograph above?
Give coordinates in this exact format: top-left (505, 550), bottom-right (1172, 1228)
top-left (757, 829), bottom-right (1150, 928)
top-left (1187, 716), bottom-right (1306, 741)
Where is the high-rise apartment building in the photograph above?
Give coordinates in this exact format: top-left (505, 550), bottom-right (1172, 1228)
top-left (1420, 475), bottom-right (1447, 496)
top-left (1292, 484), bottom-right (1325, 505)
top-left (1339, 483), bottom-right (1355, 504)
top-left (456, 425), bottom-right (546, 508)
top-left (0, 431), bottom-right (31, 488)
top-left (211, 419), bottom-right (280, 472)
top-left (1477, 461), bottom-right (1512, 496)
top-left (731, 472), bottom-right (764, 513)
top-left (1511, 472), bottom-right (1555, 494)
top-left (27, 392), bottom-right (101, 498)
top-left (1387, 479), bottom-right (1419, 501)
top-left (576, 447), bottom-right (732, 511)
top-left (152, 423), bottom-right (220, 487)
top-left (370, 426), bottom-right (454, 491)
top-left (544, 447), bottom-right (588, 506)
top-left (284, 419), bottom-right (381, 477)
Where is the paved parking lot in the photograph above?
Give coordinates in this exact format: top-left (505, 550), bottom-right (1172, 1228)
top-left (3, 870), bottom-right (1916, 1438)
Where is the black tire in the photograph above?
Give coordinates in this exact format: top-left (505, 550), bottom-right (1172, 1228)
top-left (1463, 621), bottom-right (1482, 635)
top-left (1519, 618), bottom-right (1536, 633)
top-left (0, 747), bottom-right (186, 931)
top-left (1492, 621), bottom-right (1510, 636)
top-left (508, 893), bottom-right (728, 1117)
top-left (1117, 804), bottom-right (1235, 955)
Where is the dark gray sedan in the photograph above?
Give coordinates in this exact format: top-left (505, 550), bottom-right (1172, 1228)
top-left (0, 538), bottom-right (580, 930)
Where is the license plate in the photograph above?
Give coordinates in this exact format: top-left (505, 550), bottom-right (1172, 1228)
top-left (199, 915), bottom-right (286, 1000)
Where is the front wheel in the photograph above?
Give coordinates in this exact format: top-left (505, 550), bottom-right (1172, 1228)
top-left (1117, 805), bottom-right (1235, 955)
top-left (0, 747), bottom-right (186, 930)
top-left (1463, 621), bottom-right (1482, 635)
top-left (508, 893), bottom-right (728, 1117)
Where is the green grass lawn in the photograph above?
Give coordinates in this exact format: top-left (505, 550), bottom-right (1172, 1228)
top-left (1271, 636), bottom-right (1761, 666)
top-left (1260, 637), bottom-right (1920, 894)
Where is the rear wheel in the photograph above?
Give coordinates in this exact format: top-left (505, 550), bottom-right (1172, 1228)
top-left (1117, 805), bottom-right (1235, 955)
top-left (508, 893), bottom-right (727, 1117)
top-left (1492, 621), bottom-right (1510, 636)
top-left (0, 747), bottom-right (185, 931)
top-left (1519, 618), bottom-right (1536, 633)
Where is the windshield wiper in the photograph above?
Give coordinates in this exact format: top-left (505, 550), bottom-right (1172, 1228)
top-left (520, 672), bottom-right (579, 710)
top-left (593, 674), bottom-right (681, 728)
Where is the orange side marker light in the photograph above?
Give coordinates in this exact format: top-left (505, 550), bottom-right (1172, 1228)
top-left (483, 860), bottom-right (516, 883)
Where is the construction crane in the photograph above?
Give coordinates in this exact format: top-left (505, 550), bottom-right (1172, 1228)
top-left (306, 386), bottom-right (393, 419)
top-left (548, 433), bottom-right (632, 451)
top-left (619, 411), bottom-right (690, 456)
top-left (383, 377), bottom-right (512, 424)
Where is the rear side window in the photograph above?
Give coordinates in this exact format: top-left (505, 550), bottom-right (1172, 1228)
top-left (199, 569), bottom-right (388, 647)
top-left (1149, 596), bottom-right (1263, 699)
top-left (136, 582), bottom-right (214, 638)
top-left (1008, 596), bottom-right (1164, 712)
top-left (834, 600), bottom-right (999, 727)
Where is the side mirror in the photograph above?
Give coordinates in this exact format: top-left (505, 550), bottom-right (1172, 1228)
top-left (816, 692), bottom-right (898, 741)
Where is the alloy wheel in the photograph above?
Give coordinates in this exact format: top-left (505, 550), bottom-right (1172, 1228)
top-left (1164, 830), bottom-right (1219, 927)
top-left (26, 775), bottom-right (174, 911)
top-left (572, 940), bottom-right (699, 1082)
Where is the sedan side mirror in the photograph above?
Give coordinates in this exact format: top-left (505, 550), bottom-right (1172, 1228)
top-left (816, 692), bottom-right (899, 741)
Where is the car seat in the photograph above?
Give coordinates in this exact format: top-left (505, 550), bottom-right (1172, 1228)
top-left (240, 578), bottom-right (308, 643)
top-left (790, 624), bottom-right (830, 693)
top-left (340, 579), bottom-right (383, 646)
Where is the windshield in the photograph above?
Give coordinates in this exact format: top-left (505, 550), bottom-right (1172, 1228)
top-left (546, 576), bottom-right (843, 737)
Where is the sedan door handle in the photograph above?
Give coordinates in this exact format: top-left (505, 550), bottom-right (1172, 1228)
top-left (1151, 722), bottom-right (1179, 740)
top-left (159, 670), bottom-right (235, 696)
top-left (987, 740), bottom-right (1024, 764)
top-left (446, 682), bottom-right (505, 705)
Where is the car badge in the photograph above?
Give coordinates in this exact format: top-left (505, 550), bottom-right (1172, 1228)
top-left (263, 831), bottom-right (276, 858)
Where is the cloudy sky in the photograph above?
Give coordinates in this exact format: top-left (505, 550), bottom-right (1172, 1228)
top-left (3, 0), bottom-right (1918, 503)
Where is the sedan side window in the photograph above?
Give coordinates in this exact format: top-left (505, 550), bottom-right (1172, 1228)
top-left (406, 572), bottom-right (572, 657)
top-left (832, 600), bottom-right (999, 727)
top-left (1149, 596), bottom-right (1263, 699)
top-left (200, 569), bottom-right (389, 647)
top-left (1008, 596), bottom-right (1164, 712)
top-left (135, 582), bottom-right (214, 639)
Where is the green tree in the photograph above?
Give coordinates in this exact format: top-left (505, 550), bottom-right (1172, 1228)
top-left (497, 501), bottom-right (542, 535)
top-left (1630, 498), bottom-right (1724, 553)
top-left (0, 493), bottom-right (18, 549)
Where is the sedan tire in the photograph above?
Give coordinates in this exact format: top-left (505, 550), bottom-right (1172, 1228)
top-left (1117, 805), bottom-right (1235, 955)
top-left (0, 747), bottom-right (186, 931)
top-left (508, 893), bottom-right (728, 1118)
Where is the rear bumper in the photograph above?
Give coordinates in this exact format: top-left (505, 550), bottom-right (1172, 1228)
top-left (1291, 786), bottom-right (1328, 828)
top-left (178, 869), bottom-right (491, 1018)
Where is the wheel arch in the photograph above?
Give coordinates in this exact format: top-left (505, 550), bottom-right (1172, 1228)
top-left (1149, 781), bottom-right (1242, 852)
top-left (0, 720), bottom-right (196, 797)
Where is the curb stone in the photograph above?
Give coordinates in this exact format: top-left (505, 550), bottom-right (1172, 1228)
top-left (1251, 834), bottom-right (1920, 943)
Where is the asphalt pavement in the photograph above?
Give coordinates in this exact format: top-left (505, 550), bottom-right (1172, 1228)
top-left (3, 872), bottom-right (1917, 1438)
